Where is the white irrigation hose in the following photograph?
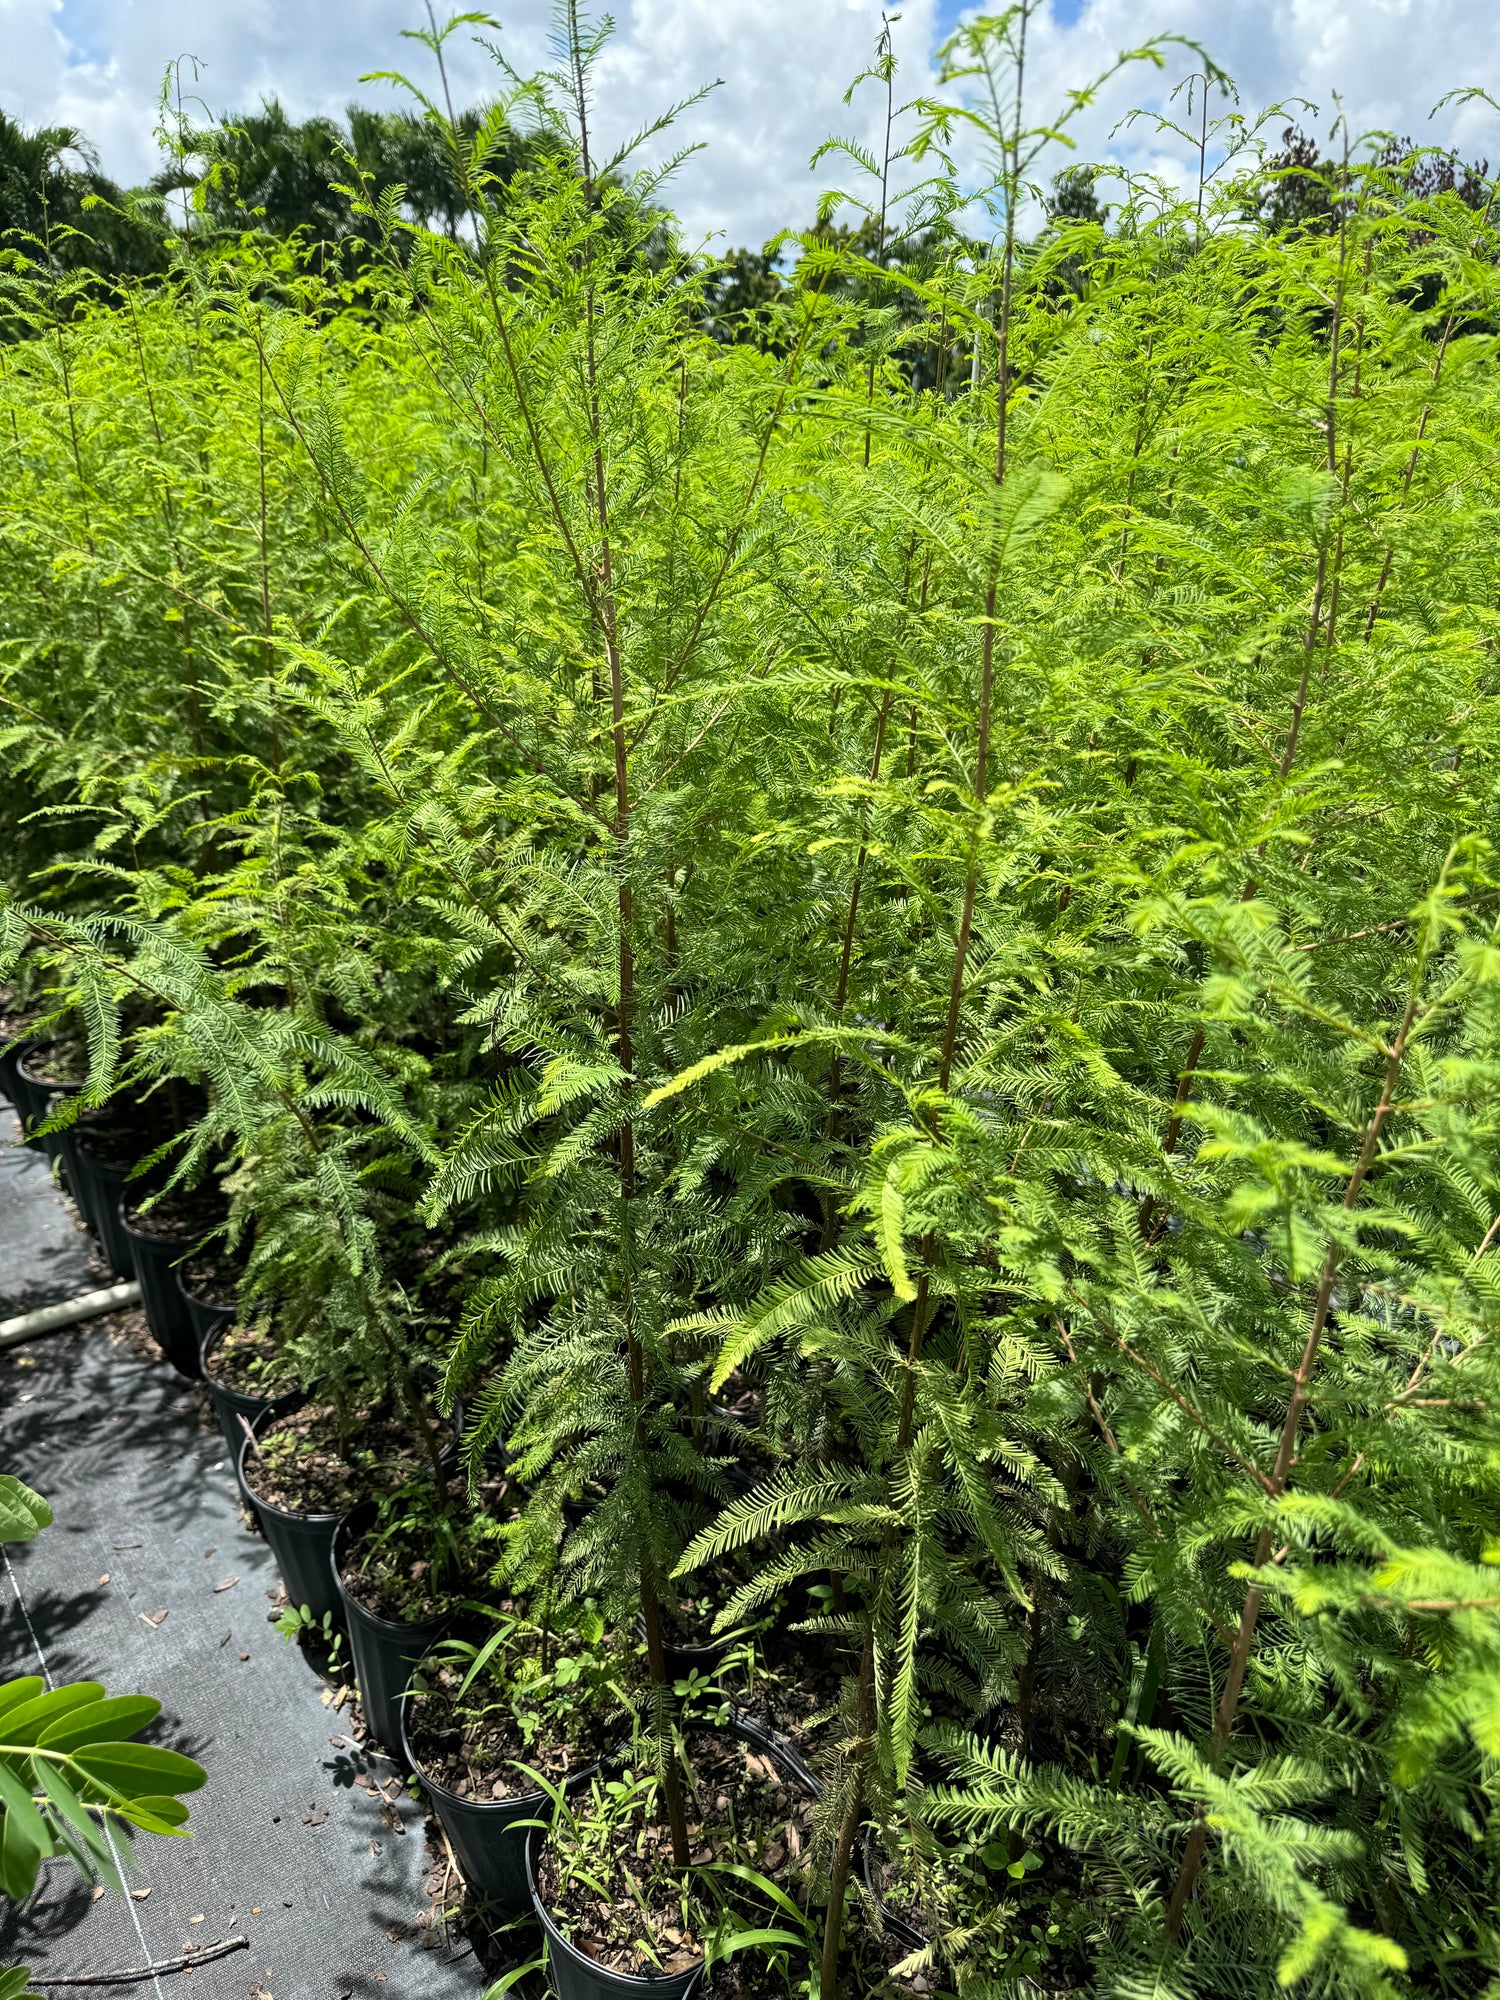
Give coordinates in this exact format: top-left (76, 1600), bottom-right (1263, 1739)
top-left (0, 1279), bottom-right (141, 1350)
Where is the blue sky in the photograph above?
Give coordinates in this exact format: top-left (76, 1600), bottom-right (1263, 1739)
top-left (6, 0), bottom-right (1500, 246)
top-left (933, 0), bottom-right (1088, 30)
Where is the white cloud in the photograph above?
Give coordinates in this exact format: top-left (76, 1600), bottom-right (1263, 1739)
top-left (2, 0), bottom-right (1499, 248)
top-left (1014, 0), bottom-right (1500, 207)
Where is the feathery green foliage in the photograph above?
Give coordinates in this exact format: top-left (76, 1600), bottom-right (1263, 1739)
top-left (1, 5), bottom-right (1499, 1993)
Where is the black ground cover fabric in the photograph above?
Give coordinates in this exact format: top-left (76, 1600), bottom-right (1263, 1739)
top-left (0, 1130), bottom-right (97, 1313)
top-left (0, 1120), bottom-right (480, 1999)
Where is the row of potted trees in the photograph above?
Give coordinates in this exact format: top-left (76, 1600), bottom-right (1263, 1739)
top-left (1, 1031), bottom-right (923, 2000)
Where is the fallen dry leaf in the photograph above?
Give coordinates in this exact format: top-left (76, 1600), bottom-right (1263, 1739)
top-left (139, 1609), bottom-right (167, 1628)
top-left (302, 1812), bottom-right (326, 1827)
top-left (187, 1914), bottom-right (204, 1924)
top-left (90, 1885), bottom-right (104, 1903)
top-left (130, 1887), bottom-right (151, 1901)
top-left (98, 1572), bottom-right (109, 1584)
top-left (212, 1576), bottom-right (238, 1593)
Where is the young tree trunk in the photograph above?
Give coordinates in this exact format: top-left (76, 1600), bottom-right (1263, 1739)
top-left (1164, 973), bottom-right (1425, 1935)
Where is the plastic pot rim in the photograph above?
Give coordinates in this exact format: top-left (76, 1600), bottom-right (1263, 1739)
top-left (527, 1824), bottom-right (706, 1998)
top-left (237, 1402), bottom-right (343, 1530)
top-left (398, 1632), bottom-right (610, 1819)
top-left (237, 1399), bottom-right (460, 1529)
top-left (332, 1501), bottom-right (453, 1646)
top-left (201, 1323), bottom-right (297, 1411)
top-left (72, 1136), bottom-right (137, 1172)
top-left (860, 1826), bottom-right (932, 1954)
top-left (17, 1044), bottom-right (85, 1092)
top-left (632, 1612), bottom-right (731, 1670)
top-left (177, 1266), bottom-right (240, 1313)
top-left (725, 1706), bottom-right (823, 1797)
top-left (118, 1204), bottom-right (219, 1255)
top-left (524, 1708), bottom-right (819, 1994)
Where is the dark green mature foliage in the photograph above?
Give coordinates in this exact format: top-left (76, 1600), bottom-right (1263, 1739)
top-left (1246, 122), bottom-right (1491, 234)
top-left (175, 95), bottom-right (554, 245)
top-left (0, 112), bottom-right (164, 276)
top-left (1, 6), bottom-right (1500, 1996)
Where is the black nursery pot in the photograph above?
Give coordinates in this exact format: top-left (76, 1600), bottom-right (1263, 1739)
top-left (528, 1841), bottom-right (705, 2000)
top-left (332, 1503), bottom-right (448, 1759)
top-left (238, 1404), bottom-right (344, 1628)
top-left (0, 1037), bottom-right (38, 1114)
top-left (634, 1611), bottom-right (734, 1684)
top-left (62, 1126), bottom-right (141, 1281)
top-left (861, 1829), bottom-right (931, 1955)
top-left (525, 1714), bottom-right (811, 2000)
top-left (201, 1325), bottom-right (298, 1502)
top-left (400, 1648), bottom-right (607, 1914)
top-left (180, 1272), bottom-right (235, 1351)
top-left (120, 1200), bottom-right (215, 1377)
top-left (14, 1044), bottom-right (82, 1161)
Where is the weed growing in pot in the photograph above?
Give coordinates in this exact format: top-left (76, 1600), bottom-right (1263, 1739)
top-left (339, 1466), bottom-right (525, 1623)
top-left (405, 1604), bottom-right (637, 1797)
top-left (274, 1602), bottom-right (345, 1662)
top-left (532, 1711), bottom-right (820, 1988)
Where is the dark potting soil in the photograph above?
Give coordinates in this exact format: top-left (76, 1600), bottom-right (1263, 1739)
top-left (181, 1245), bottom-right (243, 1308)
top-left (339, 1466), bottom-right (526, 1623)
top-left (663, 1547), bottom-right (778, 1651)
top-left (122, 1184), bottom-right (225, 1242)
top-left (202, 1317), bottom-right (297, 1399)
top-left (71, 1112), bottom-right (143, 1169)
top-left (664, 1584), bottom-right (726, 1649)
top-left (736, 1625), bottom-right (852, 1758)
top-left (537, 1725), bottom-right (817, 1980)
top-left (0, 1004), bottom-right (39, 1043)
top-left (405, 1621), bottom-right (631, 1797)
top-left (19, 1036), bottom-right (90, 1086)
top-left (712, 1371), bottom-right (762, 1425)
top-left (244, 1401), bottom-right (435, 1518)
